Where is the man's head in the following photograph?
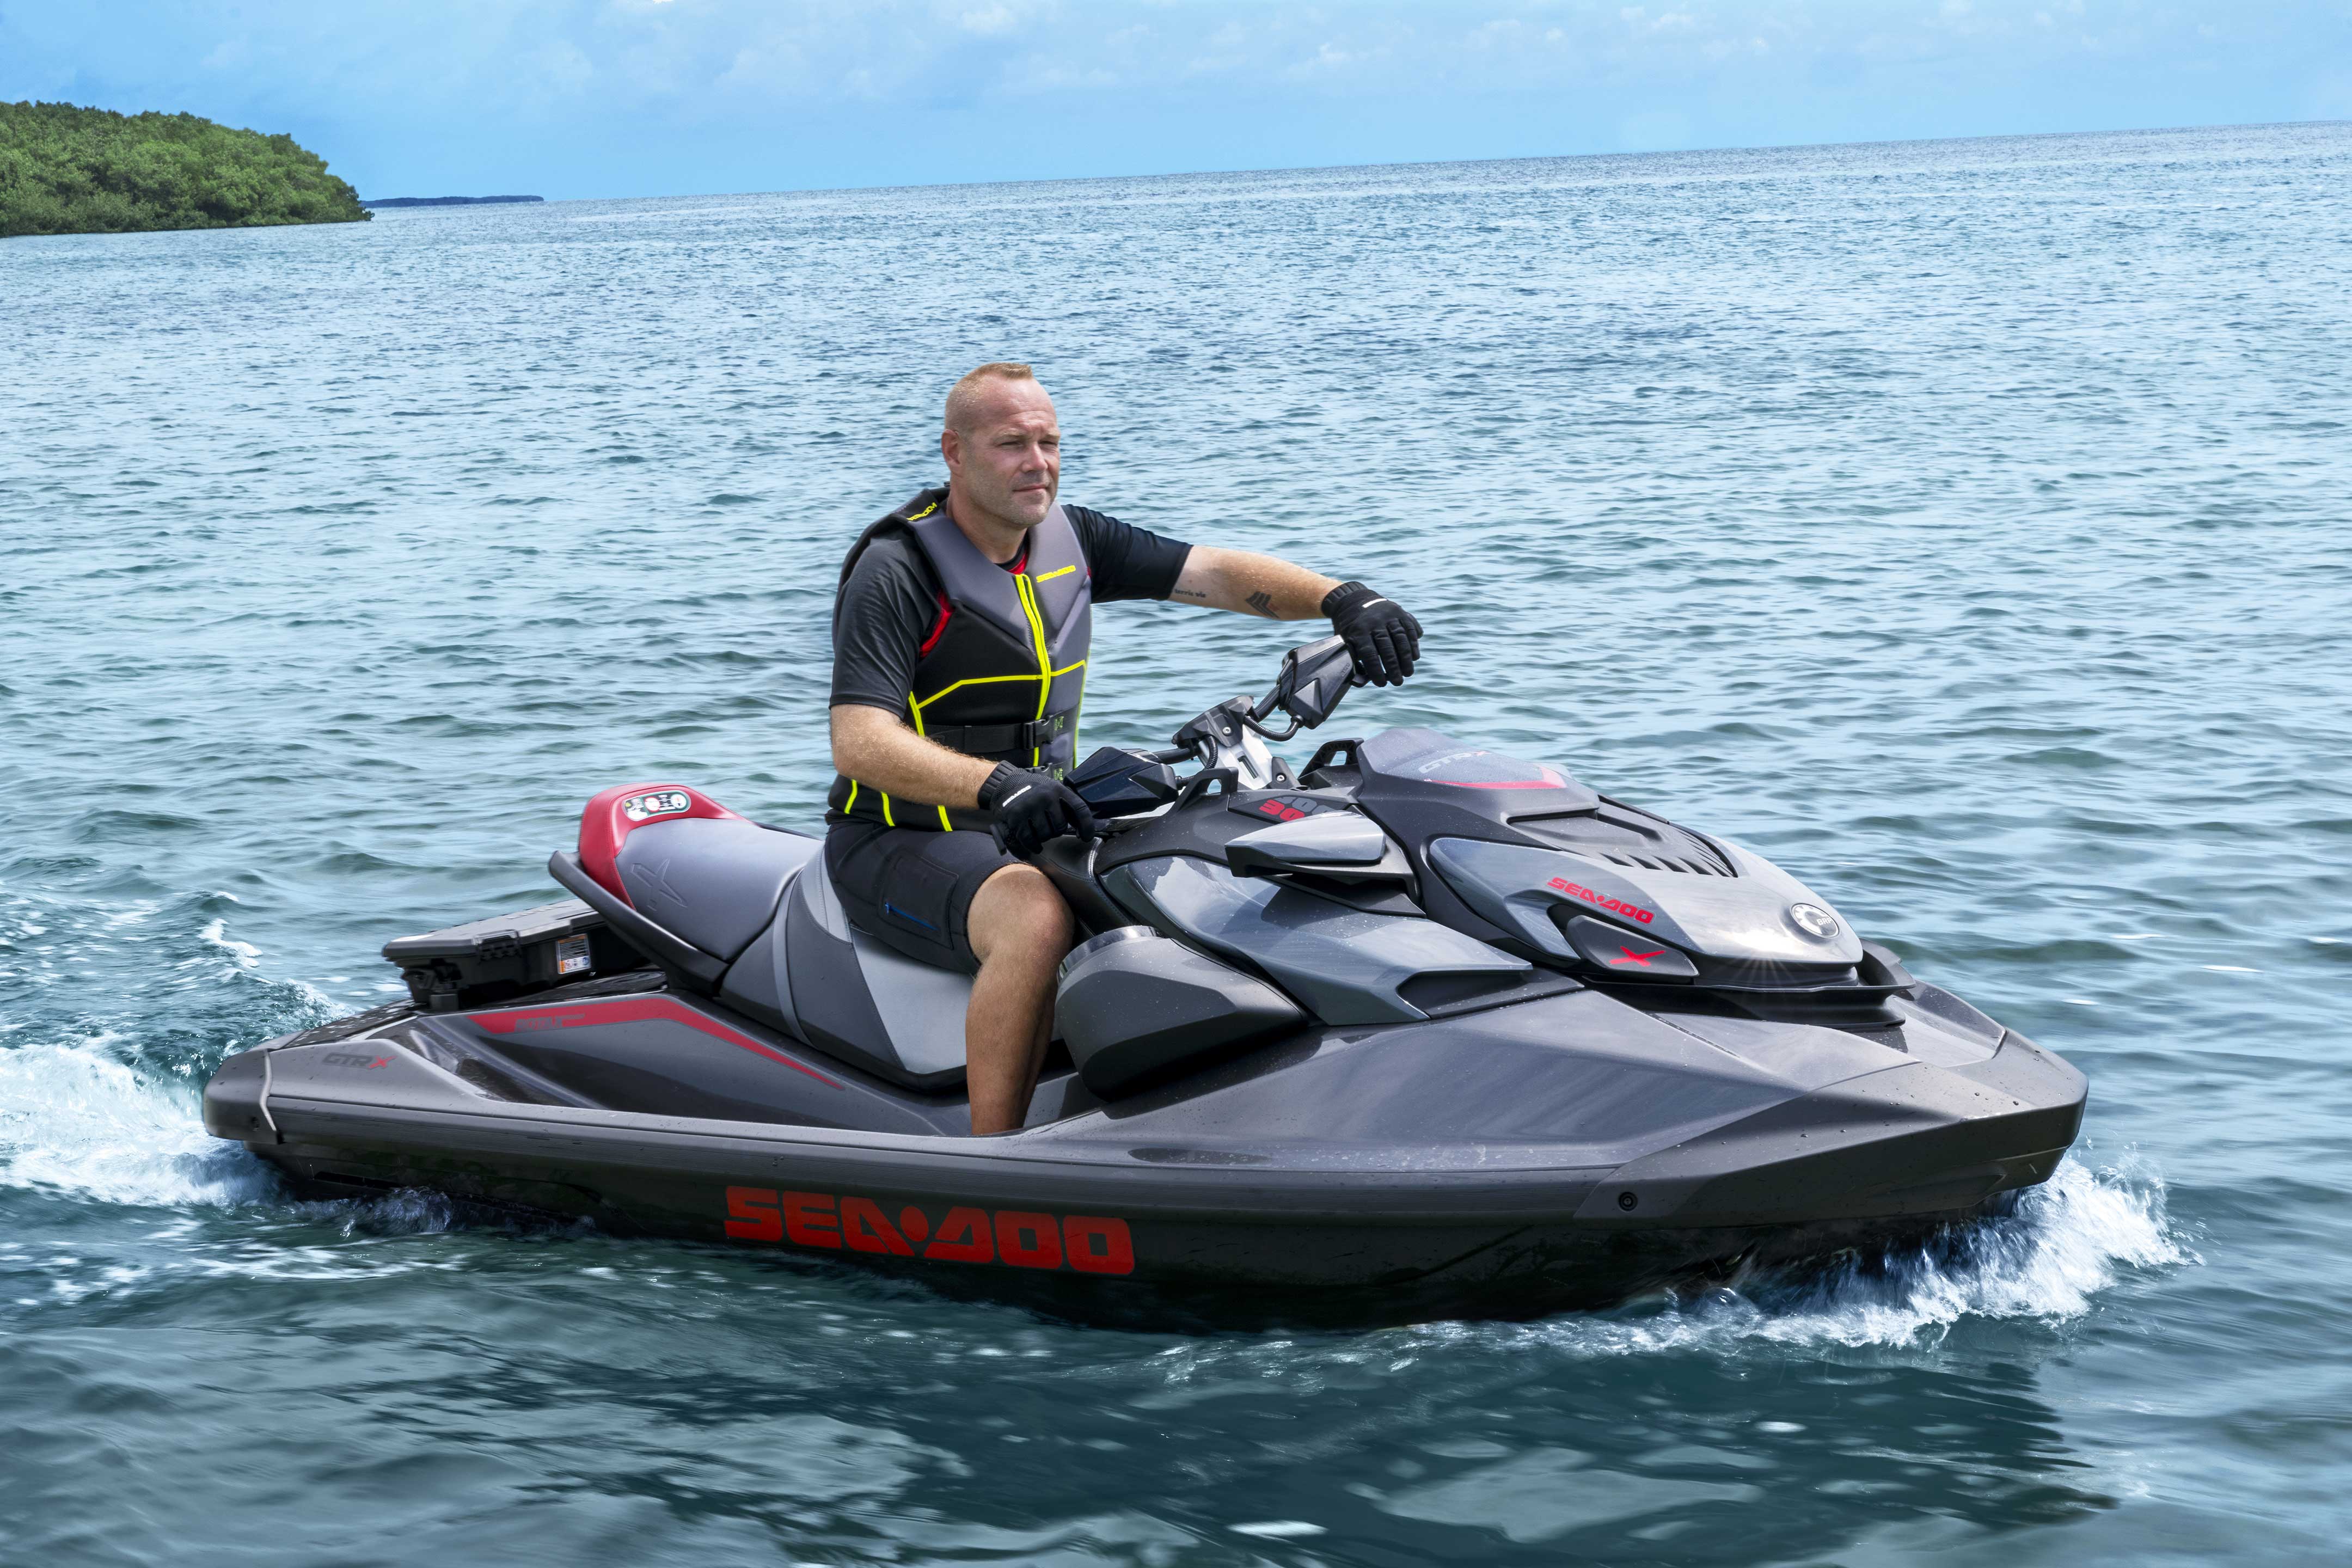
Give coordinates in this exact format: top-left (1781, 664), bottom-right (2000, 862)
top-left (942, 363), bottom-right (1059, 538)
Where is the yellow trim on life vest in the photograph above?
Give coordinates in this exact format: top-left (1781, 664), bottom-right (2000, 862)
top-left (909, 660), bottom-right (1087, 711)
top-left (1014, 572), bottom-right (1054, 750)
top-left (1034, 564), bottom-right (1076, 583)
top-left (906, 500), bottom-right (939, 520)
top-left (843, 778), bottom-right (902, 828)
top-left (903, 698), bottom-right (957, 830)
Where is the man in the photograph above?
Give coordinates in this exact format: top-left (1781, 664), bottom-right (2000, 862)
top-left (828, 363), bottom-right (1423, 1134)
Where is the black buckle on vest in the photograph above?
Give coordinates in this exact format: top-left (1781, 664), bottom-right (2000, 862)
top-left (933, 711), bottom-right (1073, 757)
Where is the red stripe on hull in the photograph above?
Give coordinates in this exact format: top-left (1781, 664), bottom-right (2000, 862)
top-left (472, 995), bottom-right (843, 1088)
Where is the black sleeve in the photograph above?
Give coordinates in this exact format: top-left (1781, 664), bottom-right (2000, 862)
top-left (828, 538), bottom-right (934, 715)
top-left (1064, 505), bottom-right (1193, 603)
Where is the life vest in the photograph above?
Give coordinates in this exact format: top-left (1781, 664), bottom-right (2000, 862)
top-left (828, 486), bottom-right (1092, 832)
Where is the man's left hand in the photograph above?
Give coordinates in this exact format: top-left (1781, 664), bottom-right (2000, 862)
top-left (1322, 581), bottom-right (1423, 687)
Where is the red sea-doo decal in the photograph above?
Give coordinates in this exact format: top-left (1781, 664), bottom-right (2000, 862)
top-left (1546, 877), bottom-right (1657, 925)
top-left (474, 996), bottom-right (843, 1088)
top-left (724, 1187), bottom-right (1136, 1276)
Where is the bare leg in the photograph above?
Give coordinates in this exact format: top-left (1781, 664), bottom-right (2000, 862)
top-left (965, 863), bottom-right (1075, 1135)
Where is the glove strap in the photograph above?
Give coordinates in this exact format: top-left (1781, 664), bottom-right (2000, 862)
top-left (1321, 580), bottom-right (1386, 619)
top-left (975, 761), bottom-right (1031, 812)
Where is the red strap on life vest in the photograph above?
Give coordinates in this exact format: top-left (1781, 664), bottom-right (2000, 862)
top-left (917, 548), bottom-right (1027, 657)
top-left (918, 590), bottom-right (952, 656)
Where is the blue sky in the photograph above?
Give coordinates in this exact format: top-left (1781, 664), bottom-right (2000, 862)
top-left (5, 2), bottom-right (2346, 199)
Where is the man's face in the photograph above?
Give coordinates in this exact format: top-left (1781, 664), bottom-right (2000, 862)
top-left (943, 379), bottom-right (1060, 530)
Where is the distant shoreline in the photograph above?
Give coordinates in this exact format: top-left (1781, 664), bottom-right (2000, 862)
top-left (360, 195), bottom-right (544, 209)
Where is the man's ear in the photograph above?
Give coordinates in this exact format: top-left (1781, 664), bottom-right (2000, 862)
top-left (940, 426), bottom-right (960, 473)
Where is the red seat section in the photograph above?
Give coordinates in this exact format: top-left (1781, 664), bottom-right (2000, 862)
top-left (578, 783), bottom-right (743, 903)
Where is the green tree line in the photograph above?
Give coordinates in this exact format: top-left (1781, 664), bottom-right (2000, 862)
top-left (1, 101), bottom-right (369, 239)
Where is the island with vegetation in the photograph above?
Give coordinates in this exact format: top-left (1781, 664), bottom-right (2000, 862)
top-left (0, 100), bottom-right (368, 239)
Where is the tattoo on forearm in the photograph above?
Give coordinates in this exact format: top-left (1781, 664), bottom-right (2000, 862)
top-left (1170, 586), bottom-right (1210, 601)
top-left (1246, 590), bottom-right (1277, 618)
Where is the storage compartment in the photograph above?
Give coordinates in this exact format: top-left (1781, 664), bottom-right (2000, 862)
top-left (383, 899), bottom-right (645, 1012)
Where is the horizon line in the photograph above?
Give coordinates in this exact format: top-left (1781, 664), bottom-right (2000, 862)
top-left (357, 114), bottom-right (2348, 210)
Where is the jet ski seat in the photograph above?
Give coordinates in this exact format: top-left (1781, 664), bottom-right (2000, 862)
top-left (754, 852), bottom-right (975, 1092)
top-left (609, 816), bottom-right (815, 965)
top-left (549, 785), bottom-right (818, 994)
top-left (547, 784), bottom-right (976, 1094)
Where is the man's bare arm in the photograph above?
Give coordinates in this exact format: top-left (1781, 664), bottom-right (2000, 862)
top-left (831, 705), bottom-right (998, 807)
top-left (1165, 546), bottom-right (1340, 620)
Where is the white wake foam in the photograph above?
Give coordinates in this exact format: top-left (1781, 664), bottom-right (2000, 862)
top-left (0, 1038), bottom-right (279, 1208)
top-left (1496, 1154), bottom-right (2185, 1358)
top-left (1137, 1156), bottom-right (2185, 1392)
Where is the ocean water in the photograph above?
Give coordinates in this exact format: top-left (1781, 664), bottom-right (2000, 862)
top-left (3, 121), bottom-right (2349, 1565)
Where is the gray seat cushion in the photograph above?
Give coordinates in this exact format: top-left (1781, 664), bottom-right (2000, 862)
top-left (614, 818), bottom-right (818, 963)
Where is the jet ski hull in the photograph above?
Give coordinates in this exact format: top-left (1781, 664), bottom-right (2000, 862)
top-left (206, 983), bottom-right (2083, 1329)
top-left (202, 703), bottom-right (2093, 1328)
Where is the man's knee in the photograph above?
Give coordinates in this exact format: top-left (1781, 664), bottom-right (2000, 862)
top-left (971, 863), bottom-right (1075, 962)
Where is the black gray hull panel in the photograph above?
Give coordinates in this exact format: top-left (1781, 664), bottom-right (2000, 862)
top-left (228, 1093), bottom-right (2073, 1329)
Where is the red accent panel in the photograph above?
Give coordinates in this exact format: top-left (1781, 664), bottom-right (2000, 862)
top-left (918, 590), bottom-right (953, 656)
top-left (576, 782), bottom-right (743, 902)
top-left (471, 995), bottom-right (843, 1088)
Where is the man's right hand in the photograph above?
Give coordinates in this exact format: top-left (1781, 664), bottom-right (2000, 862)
top-left (979, 762), bottom-right (1098, 858)
top-left (1321, 581), bottom-right (1422, 687)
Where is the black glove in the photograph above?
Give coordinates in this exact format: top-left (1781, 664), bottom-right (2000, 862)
top-left (978, 762), bottom-right (1098, 859)
top-left (1322, 581), bottom-right (1422, 687)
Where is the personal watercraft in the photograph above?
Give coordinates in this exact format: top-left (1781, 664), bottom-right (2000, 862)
top-left (204, 637), bottom-right (2086, 1327)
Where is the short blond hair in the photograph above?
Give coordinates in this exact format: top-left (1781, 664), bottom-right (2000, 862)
top-left (945, 362), bottom-right (1039, 434)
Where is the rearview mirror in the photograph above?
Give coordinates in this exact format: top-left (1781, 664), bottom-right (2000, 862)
top-left (1258, 635), bottom-right (1358, 732)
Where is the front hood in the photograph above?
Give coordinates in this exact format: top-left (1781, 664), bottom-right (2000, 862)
top-left (1427, 835), bottom-right (1864, 974)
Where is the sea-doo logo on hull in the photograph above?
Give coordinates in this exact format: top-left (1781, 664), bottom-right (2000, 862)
top-left (322, 1051), bottom-right (390, 1068)
top-left (722, 1188), bottom-right (1135, 1276)
top-left (1547, 877), bottom-right (1656, 925)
